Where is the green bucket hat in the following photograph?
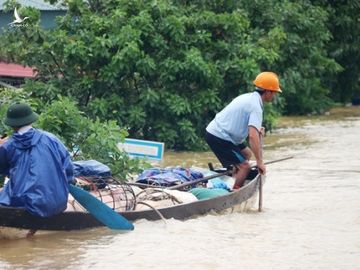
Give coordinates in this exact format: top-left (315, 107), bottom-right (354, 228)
top-left (4, 103), bottom-right (39, 127)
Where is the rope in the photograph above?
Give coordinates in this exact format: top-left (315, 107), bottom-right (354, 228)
top-left (135, 201), bottom-right (166, 224)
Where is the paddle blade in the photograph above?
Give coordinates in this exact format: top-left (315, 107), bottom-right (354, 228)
top-left (69, 185), bottom-right (134, 231)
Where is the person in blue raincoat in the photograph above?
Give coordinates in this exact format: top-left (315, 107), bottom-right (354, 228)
top-left (0, 103), bottom-right (74, 217)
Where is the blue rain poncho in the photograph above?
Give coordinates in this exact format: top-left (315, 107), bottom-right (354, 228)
top-left (0, 128), bottom-right (73, 217)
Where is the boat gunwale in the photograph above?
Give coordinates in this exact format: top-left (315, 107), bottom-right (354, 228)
top-left (0, 173), bottom-right (261, 231)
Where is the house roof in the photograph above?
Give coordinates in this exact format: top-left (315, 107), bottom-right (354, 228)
top-left (0, 62), bottom-right (36, 78)
top-left (0, 0), bottom-right (66, 11)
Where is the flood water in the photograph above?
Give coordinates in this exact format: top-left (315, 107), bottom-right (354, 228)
top-left (1, 106), bottom-right (359, 270)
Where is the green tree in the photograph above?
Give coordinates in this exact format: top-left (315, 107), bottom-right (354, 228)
top-left (311, 0), bottom-right (360, 103)
top-left (1, 0), bottom-right (350, 149)
top-left (0, 89), bottom-right (148, 180)
top-left (0, 0), bottom-right (284, 150)
top-left (241, 0), bottom-right (341, 115)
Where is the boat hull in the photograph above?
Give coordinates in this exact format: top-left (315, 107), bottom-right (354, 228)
top-left (0, 173), bottom-right (262, 232)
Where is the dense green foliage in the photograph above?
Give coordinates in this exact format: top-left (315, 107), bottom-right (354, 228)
top-left (311, 0), bottom-right (360, 102)
top-left (0, 88), bottom-right (149, 179)
top-left (0, 0), bottom-right (358, 151)
top-left (242, 0), bottom-right (341, 114)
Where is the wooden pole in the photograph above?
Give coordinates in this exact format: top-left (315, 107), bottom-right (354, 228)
top-left (258, 132), bottom-right (264, 212)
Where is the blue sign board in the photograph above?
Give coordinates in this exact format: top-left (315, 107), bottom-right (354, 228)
top-left (117, 138), bottom-right (164, 161)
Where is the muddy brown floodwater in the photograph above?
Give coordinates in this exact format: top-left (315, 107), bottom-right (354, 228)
top-left (1, 106), bottom-right (359, 270)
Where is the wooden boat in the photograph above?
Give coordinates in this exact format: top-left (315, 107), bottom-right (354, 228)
top-left (0, 167), bottom-right (262, 238)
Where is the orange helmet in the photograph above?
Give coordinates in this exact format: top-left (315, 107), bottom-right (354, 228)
top-left (253, 72), bottom-right (282, 92)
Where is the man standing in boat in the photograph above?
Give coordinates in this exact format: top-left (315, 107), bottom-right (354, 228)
top-left (205, 72), bottom-right (282, 189)
top-left (0, 103), bottom-right (74, 217)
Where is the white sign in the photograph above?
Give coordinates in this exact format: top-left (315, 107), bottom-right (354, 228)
top-left (117, 138), bottom-right (164, 161)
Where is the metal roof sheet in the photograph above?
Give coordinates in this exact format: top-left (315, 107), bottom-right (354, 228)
top-left (0, 0), bottom-right (66, 11)
top-left (0, 62), bottom-right (36, 78)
